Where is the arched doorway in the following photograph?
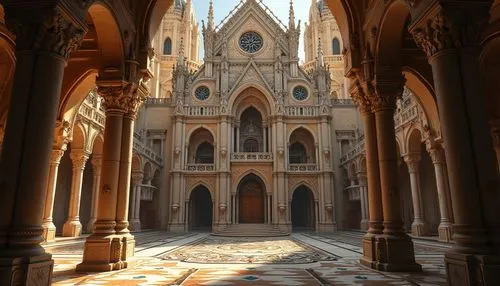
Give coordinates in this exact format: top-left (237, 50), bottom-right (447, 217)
top-left (189, 186), bottom-right (213, 230)
top-left (291, 186), bottom-right (316, 230)
top-left (237, 174), bottom-right (265, 223)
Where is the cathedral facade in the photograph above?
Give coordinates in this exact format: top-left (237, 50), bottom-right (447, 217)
top-left (142, 0), bottom-right (360, 233)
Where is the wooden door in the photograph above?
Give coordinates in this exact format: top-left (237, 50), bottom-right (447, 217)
top-left (239, 182), bottom-right (264, 223)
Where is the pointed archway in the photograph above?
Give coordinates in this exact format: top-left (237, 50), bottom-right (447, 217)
top-left (291, 186), bottom-right (316, 230)
top-left (189, 185), bottom-right (213, 230)
top-left (237, 174), bottom-right (265, 223)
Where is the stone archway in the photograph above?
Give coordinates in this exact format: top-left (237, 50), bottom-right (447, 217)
top-left (291, 186), bottom-right (316, 230)
top-left (189, 185), bottom-right (213, 230)
top-left (237, 174), bottom-right (265, 224)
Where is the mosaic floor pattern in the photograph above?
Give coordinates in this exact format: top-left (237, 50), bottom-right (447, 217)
top-left (49, 231), bottom-right (449, 285)
top-left (162, 236), bottom-right (338, 264)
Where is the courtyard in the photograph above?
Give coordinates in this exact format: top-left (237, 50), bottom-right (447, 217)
top-left (49, 231), bottom-right (448, 285)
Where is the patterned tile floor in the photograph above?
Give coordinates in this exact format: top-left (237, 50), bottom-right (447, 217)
top-left (48, 231), bottom-right (449, 285)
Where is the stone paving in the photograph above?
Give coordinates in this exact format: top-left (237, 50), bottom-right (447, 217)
top-left (48, 231), bottom-right (449, 285)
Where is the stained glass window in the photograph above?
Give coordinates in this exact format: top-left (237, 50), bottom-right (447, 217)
top-left (239, 31), bottom-right (263, 53)
top-left (293, 86), bottom-right (308, 101)
top-left (195, 86), bottom-right (210, 100)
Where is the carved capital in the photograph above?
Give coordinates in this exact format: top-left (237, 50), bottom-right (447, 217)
top-left (350, 79), bottom-right (372, 114)
top-left (411, 3), bottom-right (490, 58)
top-left (428, 148), bottom-right (446, 165)
top-left (97, 81), bottom-right (148, 116)
top-left (6, 3), bottom-right (87, 59)
top-left (53, 120), bottom-right (71, 148)
top-left (70, 150), bottom-right (89, 170)
top-left (132, 172), bottom-right (144, 185)
top-left (50, 149), bottom-right (65, 165)
top-left (404, 154), bottom-right (422, 173)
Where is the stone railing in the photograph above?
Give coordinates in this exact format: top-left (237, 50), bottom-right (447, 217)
top-left (324, 55), bottom-right (344, 62)
top-left (231, 152), bottom-right (273, 161)
top-left (140, 185), bottom-right (157, 201)
top-left (394, 104), bottom-right (419, 129)
top-left (331, 98), bottom-right (355, 106)
top-left (184, 105), bottom-right (219, 116)
top-left (78, 93), bottom-right (105, 128)
top-left (340, 136), bottom-right (365, 165)
top-left (146, 97), bottom-right (172, 106)
top-left (288, 164), bottom-right (318, 172)
top-left (285, 106), bottom-right (320, 117)
top-left (185, 164), bottom-right (215, 172)
top-left (133, 138), bottom-right (163, 166)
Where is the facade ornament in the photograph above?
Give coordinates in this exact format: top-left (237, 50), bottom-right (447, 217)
top-left (97, 81), bottom-right (147, 117)
top-left (404, 153), bottom-right (422, 173)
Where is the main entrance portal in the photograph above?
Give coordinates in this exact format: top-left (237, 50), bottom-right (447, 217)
top-left (238, 174), bottom-right (265, 223)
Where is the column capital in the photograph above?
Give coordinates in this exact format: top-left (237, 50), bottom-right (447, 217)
top-left (350, 79), bottom-right (372, 114)
top-left (356, 172), bottom-right (367, 186)
top-left (5, 1), bottom-right (88, 59)
top-left (404, 153), bottom-right (422, 173)
top-left (132, 172), bottom-right (144, 185)
top-left (428, 148), bottom-right (446, 165)
top-left (70, 150), bottom-right (89, 170)
top-left (91, 154), bottom-right (103, 169)
top-left (368, 76), bottom-right (405, 112)
top-left (96, 80), bottom-right (148, 117)
top-left (410, 2), bottom-right (491, 58)
top-left (53, 120), bottom-right (71, 149)
top-left (50, 149), bottom-right (65, 164)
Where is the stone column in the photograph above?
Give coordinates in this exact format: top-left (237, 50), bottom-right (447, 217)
top-left (490, 120), bottom-right (500, 172)
top-left (77, 82), bottom-right (127, 272)
top-left (403, 154), bottom-right (428, 236)
top-left (87, 154), bottom-right (103, 233)
top-left (42, 142), bottom-right (68, 242)
top-left (357, 172), bottom-right (369, 231)
top-left (129, 172), bottom-right (144, 231)
top-left (371, 86), bottom-right (420, 272)
top-left (412, 5), bottom-right (500, 284)
top-left (62, 150), bottom-right (90, 237)
top-left (352, 86), bottom-right (384, 269)
top-left (426, 146), bottom-right (453, 242)
top-left (115, 85), bottom-right (146, 266)
top-left (0, 4), bottom-right (86, 284)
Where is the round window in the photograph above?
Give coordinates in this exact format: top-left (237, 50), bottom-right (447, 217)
top-left (293, 86), bottom-right (308, 101)
top-left (239, 31), bottom-right (263, 53)
top-left (195, 86), bottom-right (210, 101)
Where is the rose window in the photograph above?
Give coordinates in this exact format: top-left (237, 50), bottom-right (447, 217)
top-left (293, 86), bottom-right (308, 101)
top-left (239, 31), bottom-right (263, 53)
top-left (195, 86), bottom-right (210, 101)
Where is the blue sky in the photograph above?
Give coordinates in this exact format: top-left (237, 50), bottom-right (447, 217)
top-left (193, 0), bottom-right (310, 61)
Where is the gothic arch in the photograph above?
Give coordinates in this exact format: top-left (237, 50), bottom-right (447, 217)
top-left (163, 37), bottom-right (172, 55)
top-left (91, 133), bottom-right (104, 156)
top-left (230, 85), bottom-right (275, 117)
top-left (187, 182), bottom-right (214, 201)
top-left (71, 122), bottom-right (87, 151)
top-left (233, 169), bottom-right (270, 195)
top-left (288, 125), bottom-right (318, 145)
top-left (290, 182), bottom-right (318, 201)
top-left (186, 126), bottom-right (216, 145)
top-left (406, 128), bottom-right (423, 155)
top-left (132, 152), bottom-right (143, 173)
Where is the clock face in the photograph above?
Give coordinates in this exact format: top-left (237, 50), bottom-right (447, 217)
top-left (195, 86), bottom-right (210, 101)
top-left (239, 31), bottom-right (263, 54)
top-left (293, 86), bottom-right (309, 101)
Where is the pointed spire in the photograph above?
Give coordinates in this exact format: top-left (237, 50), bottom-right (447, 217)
top-left (316, 37), bottom-right (324, 67)
top-left (289, 0), bottom-right (295, 30)
top-left (208, 0), bottom-right (215, 30)
top-left (177, 37), bottom-right (185, 66)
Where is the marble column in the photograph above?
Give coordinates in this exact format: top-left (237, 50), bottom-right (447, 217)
top-left (87, 154), bottom-right (103, 233)
top-left (352, 88), bottom-right (384, 269)
top-left (372, 87), bottom-right (420, 272)
top-left (62, 150), bottom-right (90, 237)
top-left (426, 146), bottom-right (453, 242)
top-left (0, 4), bottom-right (86, 284)
top-left (357, 173), bottom-right (369, 231)
top-left (77, 82), bottom-right (127, 272)
top-left (412, 5), bottom-right (500, 284)
top-left (42, 143), bottom-right (68, 242)
top-left (403, 154), bottom-right (428, 237)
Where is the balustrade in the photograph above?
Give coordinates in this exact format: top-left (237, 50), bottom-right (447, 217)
top-left (288, 164), bottom-right (318, 172)
top-left (184, 105), bottom-right (219, 116)
top-left (231, 152), bottom-right (273, 161)
top-left (185, 164), bottom-right (215, 172)
top-left (285, 106), bottom-right (320, 117)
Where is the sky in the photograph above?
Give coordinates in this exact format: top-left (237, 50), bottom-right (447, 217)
top-left (192, 0), bottom-right (311, 61)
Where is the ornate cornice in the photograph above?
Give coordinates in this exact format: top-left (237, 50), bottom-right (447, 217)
top-left (5, 1), bottom-right (88, 59)
top-left (410, 2), bottom-right (491, 58)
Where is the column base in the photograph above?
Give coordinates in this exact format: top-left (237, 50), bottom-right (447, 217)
top-left (76, 235), bottom-right (125, 272)
top-left (374, 234), bottom-right (422, 272)
top-left (360, 232), bottom-right (381, 268)
top-left (86, 219), bottom-right (96, 234)
top-left (129, 219), bottom-right (141, 232)
top-left (62, 220), bottom-right (82, 237)
top-left (360, 219), bottom-right (369, 231)
top-left (42, 221), bottom-right (57, 242)
top-left (438, 223), bottom-right (453, 242)
top-left (445, 251), bottom-right (500, 286)
top-left (119, 233), bottom-right (135, 268)
top-left (0, 253), bottom-right (53, 285)
top-left (411, 220), bottom-right (428, 237)
top-left (168, 223), bottom-right (186, 233)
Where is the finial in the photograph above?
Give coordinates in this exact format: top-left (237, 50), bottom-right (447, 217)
top-left (177, 37), bottom-right (185, 65)
top-left (208, 0), bottom-right (215, 30)
top-left (316, 37), bottom-right (324, 67)
top-left (289, 0), bottom-right (295, 30)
